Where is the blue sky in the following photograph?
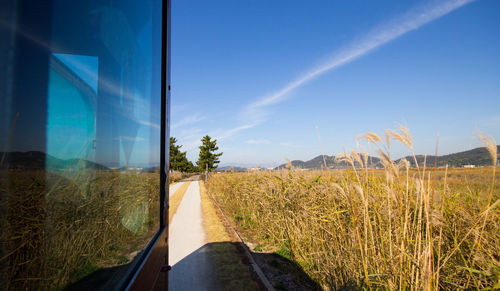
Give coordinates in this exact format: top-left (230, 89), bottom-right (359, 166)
top-left (171, 0), bottom-right (500, 167)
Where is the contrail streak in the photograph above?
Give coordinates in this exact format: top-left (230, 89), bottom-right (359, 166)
top-left (248, 0), bottom-right (476, 109)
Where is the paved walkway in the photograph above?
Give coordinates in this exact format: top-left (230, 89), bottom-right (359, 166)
top-left (168, 179), bottom-right (218, 290)
top-left (169, 182), bottom-right (184, 197)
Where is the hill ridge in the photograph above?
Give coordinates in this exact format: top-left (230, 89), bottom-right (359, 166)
top-left (275, 146), bottom-right (500, 170)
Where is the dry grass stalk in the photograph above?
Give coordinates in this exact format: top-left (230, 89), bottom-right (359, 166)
top-left (206, 128), bottom-right (500, 290)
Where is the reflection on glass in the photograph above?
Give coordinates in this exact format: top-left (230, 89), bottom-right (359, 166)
top-left (0, 0), bottom-right (162, 289)
top-left (47, 54), bottom-right (98, 168)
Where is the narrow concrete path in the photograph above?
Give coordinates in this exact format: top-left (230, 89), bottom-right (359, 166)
top-left (169, 181), bottom-right (185, 197)
top-left (168, 178), bottom-right (218, 290)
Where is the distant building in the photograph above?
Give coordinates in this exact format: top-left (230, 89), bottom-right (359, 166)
top-left (463, 165), bottom-right (475, 168)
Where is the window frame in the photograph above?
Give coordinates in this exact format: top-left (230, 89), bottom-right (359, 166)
top-left (124, 0), bottom-right (171, 289)
top-left (0, 0), bottom-right (171, 289)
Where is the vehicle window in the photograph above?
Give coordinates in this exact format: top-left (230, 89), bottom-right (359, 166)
top-left (0, 0), bottom-right (163, 289)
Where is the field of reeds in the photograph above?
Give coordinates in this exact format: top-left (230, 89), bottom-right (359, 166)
top-left (0, 170), bottom-right (160, 290)
top-left (169, 171), bottom-right (196, 184)
top-left (206, 128), bottom-right (499, 290)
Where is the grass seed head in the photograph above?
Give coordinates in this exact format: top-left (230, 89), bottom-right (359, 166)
top-left (399, 125), bottom-right (414, 150)
top-left (386, 129), bottom-right (411, 150)
top-left (350, 150), bottom-right (364, 168)
top-left (476, 133), bottom-right (497, 166)
top-left (334, 153), bottom-right (353, 165)
top-left (359, 132), bottom-right (382, 144)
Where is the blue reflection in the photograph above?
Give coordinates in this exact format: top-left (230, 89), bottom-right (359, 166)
top-left (46, 54), bottom-right (98, 170)
top-left (53, 53), bottom-right (98, 93)
top-left (0, 0), bottom-right (164, 289)
top-left (45, 3), bottom-right (161, 238)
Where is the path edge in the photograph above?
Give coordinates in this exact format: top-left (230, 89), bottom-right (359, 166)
top-left (200, 181), bottom-right (276, 291)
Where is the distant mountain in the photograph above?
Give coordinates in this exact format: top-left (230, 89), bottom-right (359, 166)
top-left (275, 146), bottom-right (499, 170)
top-left (399, 146), bottom-right (500, 168)
top-left (217, 165), bottom-right (247, 172)
top-left (0, 151), bottom-right (109, 171)
top-left (275, 155), bottom-right (382, 170)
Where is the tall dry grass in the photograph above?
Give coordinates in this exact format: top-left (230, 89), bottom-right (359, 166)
top-left (0, 170), bottom-right (160, 290)
top-left (169, 171), bottom-right (195, 184)
top-left (207, 127), bottom-right (500, 290)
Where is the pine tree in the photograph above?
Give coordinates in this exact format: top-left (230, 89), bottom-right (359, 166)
top-left (196, 135), bottom-right (223, 172)
top-left (170, 137), bottom-right (195, 172)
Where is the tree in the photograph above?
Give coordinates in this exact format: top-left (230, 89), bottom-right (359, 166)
top-left (197, 135), bottom-right (223, 172)
top-left (169, 137), bottom-right (182, 171)
top-left (170, 137), bottom-right (196, 172)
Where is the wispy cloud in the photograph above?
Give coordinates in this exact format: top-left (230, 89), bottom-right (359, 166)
top-left (177, 123), bottom-right (259, 153)
top-left (176, 127), bottom-right (204, 139)
top-left (172, 127), bottom-right (204, 152)
top-left (183, 139), bottom-right (203, 151)
top-left (247, 0), bottom-right (475, 111)
top-left (246, 139), bottom-right (271, 144)
top-left (137, 119), bottom-right (161, 130)
top-left (172, 113), bottom-right (206, 129)
top-left (214, 123), bottom-right (259, 140)
top-left (181, 0), bottom-right (476, 143)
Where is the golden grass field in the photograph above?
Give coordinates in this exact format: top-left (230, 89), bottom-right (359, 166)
top-left (0, 166), bottom-right (192, 290)
top-left (169, 171), bottom-right (194, 184)
top-left (1, 170), bottom-right (161, 290)
top-left (199, 180), bottom-right (259, 290)
top-left (207, 129), bottom-right (499, 290)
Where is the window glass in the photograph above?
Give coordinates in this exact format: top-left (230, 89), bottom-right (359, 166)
top-left (0, 0), bottom-right (162, 289)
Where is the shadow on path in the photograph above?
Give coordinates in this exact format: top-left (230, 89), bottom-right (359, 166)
top-left (169, 242), bottom-right (218, 291)
top-left (67, 243), bottom-right (320, 290)
top-left (238, 243), bottom-right (322, 291)
top-left (170, 242), bottom-right (321, 291)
